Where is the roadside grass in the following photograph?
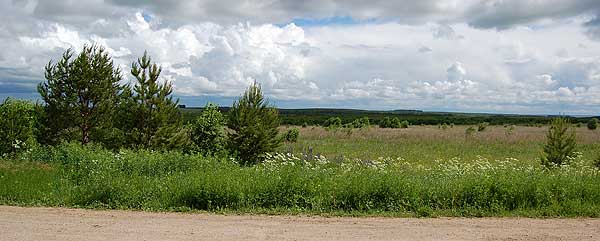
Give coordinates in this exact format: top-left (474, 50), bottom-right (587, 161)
top-left (1, 141), bottom-right (599, 217)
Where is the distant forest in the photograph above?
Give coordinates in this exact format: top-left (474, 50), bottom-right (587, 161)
top-left (180, 107), bottom-right (599, 126)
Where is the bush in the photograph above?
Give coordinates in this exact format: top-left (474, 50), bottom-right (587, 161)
top-left (284, 128), bottom-right (300, 142)
top-left (0, 98), bottom-right (41, 155)
top-left (477, 122), bottom-right (489, 132)
top-left (379, 117), bottom-right (407, 128)
top-left (587, 118), bottom-right (598, 130)
top-left (323, 117), bottom-right (342, 128)
top-left (400, 120), bottom-right (410, 128)
top-left (542, 117), bottom-right (576, 167)
top-left (227, 82), bottom-right (281, 165)
top-left (465, 126), bottom-right (476, 136)
top-left (350, 117), bottom-right (370, 128)
top-left (190, 103), bottom-right (227, 156)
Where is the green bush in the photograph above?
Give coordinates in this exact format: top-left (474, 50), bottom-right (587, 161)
top-left (542, 117), bottom-right (576, 167)
top-left (284, 128), bottom-right (300, 142)
top-left (477, 122), bottom-right (489, 132)
top-left (350, 117), bottom-right (370, 128)
top-left (190, 103), bottom-right (227, 156)
top-left (227, 82), bottom-right (281, 165)
top-left (0, 98), bottom-right (40, 155)
top-left (400, 120), bottom-right (410, 128)
top-left (323, 117), bottom-right (342, 128)
top-left (379, 117), bottom-right (407, 128)
top-left (587, 118), bottom-right (598, 130)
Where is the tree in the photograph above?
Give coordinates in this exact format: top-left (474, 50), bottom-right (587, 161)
top-left (227, 82), bottom-right (281, 165)
top-left (0, 98), bottom-right (41, 154)
top-left (38, 45), bottom-right (122, 145)
top-left (542, 117), bottom-right (576, 167)
top-left (190, 103), bottom-right (226, 156)
top-left (125, 51), bottom-right (187, 149)
top-left (587, 118), bottom-right (598, 130)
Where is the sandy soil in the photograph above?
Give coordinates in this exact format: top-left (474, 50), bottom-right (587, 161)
top-left (1, 206), bottom-right (599, 241)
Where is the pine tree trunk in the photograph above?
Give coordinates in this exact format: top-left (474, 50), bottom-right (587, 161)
top-left (81, 124), bottom-right (90, 144)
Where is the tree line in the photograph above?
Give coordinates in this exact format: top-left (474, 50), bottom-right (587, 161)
top-left (1, 45), bottom-right (281, 165)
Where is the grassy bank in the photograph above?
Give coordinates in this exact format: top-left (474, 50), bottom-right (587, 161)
top-left (1, 142), bottom-right (599, 217)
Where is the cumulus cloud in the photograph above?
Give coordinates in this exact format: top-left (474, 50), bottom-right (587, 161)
top-left (3, 0), bottom-right (600, 114)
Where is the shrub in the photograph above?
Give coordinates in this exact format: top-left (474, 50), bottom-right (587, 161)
top-left (587, 118), bottom-right (598, 130)
top-left (0, 98), bottom-right (41, 155)
top-left (542, 117), bottom-right (576, 167)
top-left (301, 122), bottom-right (308, 128)
top-left (227, 82), bottom-right (281, 165)
top-left (380, 117), bottom-right (406, 128)
top-left (379, 117), bottom-right (391, 128)
top-left (323, 117), bottom-right (342, 128)
top-left (477, 122), bottom-right (489, 132)
top-left (190, 103), bottom-right (227, 156)
top-left (284, 128), bottom-right (300, 142)
top-left (465, 126), bottom-right (476, 136)
top-left (351, 117), bottom-right (370, 128)
top-left (400, 120), bottom-right (410, 128)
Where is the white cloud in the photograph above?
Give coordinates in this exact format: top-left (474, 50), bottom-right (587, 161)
top-left (3, 1), bottom-right (600, 114)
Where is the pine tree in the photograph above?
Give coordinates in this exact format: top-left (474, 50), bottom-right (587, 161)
top-left (126, 51), bottom-right (187, 149)
top-left (227, 82), bottom-right (281, 165)
top-left (38, 45), bottom-right (122, 145)
top-left (542, 117), bottom-right (577, 167)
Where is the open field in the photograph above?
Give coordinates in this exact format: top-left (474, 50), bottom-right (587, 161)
top-left (279, 125), bottom-right (600, 163)
top-left (1, 205), bottom-right (599, 241)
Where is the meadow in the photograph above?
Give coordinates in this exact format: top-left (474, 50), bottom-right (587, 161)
top-left (2, 125), bottom-right (600, 217)
top-left (279, 125), bottom-right (600, 164)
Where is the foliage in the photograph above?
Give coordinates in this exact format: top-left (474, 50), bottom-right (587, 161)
top-left (190, 103), bottom-right (227, 156)
top-left (400, 120), bottom-right (410, 128)
top-left (227, 82), bottom-right (281, 165)
top-left (350, 117), bottom-right (370, 128)
top-left (465, 126), bottom-right (476, 136)
top-left (0, 99), bottom-right (41, 155)
top-left (587, 118), bottom-right (598, 130)
top-left (121, 51), bottom-right (187, 150)
top-left (542, 117), bottom-right (577, 167)
top-left (3, 146), bottom-right (600, 217)
top-left (477, 122), bottom-right (489, 132)
top-left (38, 45), bottom-right (122, 145)
top-left (284, 128), bottom-right (300, 142)
top-left (323, 117), bottom-right (342, 128)
top-left (379, 117), bottom-right (408, 128)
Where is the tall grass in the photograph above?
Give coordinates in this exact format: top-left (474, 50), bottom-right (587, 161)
top-left (1, 143), bottom-right (599, 217)
top-left (280, 126), bottom-right (600, 164)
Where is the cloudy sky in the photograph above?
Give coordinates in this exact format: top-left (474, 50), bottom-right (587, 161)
top-left (2, 0), bottom-right (600, 115)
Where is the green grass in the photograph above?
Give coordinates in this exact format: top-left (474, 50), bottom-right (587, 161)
top-left (279, 126), bottom-right (600, 164)
top-left (1, 142), bottom-right (600, 217)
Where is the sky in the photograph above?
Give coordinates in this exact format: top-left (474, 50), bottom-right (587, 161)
top-left (1, 0), bottom-right (600, 115)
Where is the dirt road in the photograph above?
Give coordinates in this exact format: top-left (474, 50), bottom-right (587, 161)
top-left (1, 206), bottom-right (599, 241)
